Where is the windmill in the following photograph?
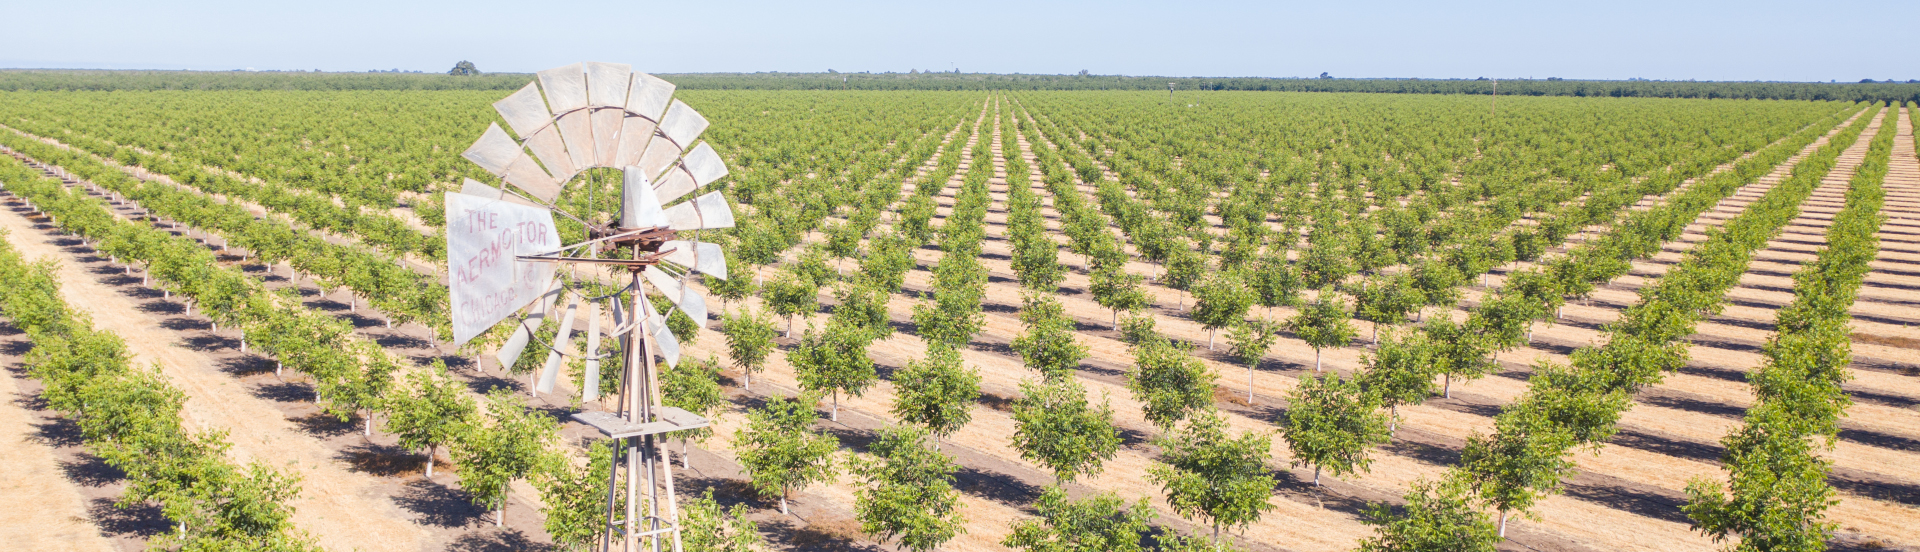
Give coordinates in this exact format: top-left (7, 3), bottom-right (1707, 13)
top-left (449, 61), bottom-right (733, 552)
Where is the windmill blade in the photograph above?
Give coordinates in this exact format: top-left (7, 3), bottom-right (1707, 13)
top-left (657, 99), bottom-right (710, 150)
top-left (653, 141), bottom-right (729, 205)
top-left (448, 193), bottom-right (562, 345)
top-left (493, 82), bottom-right (578, 182)
top-left (537, 298), bottom-right (579, 394)
top-left (494, 284), bottom-right (561, 369)
top-left (620, 166), bottom-right (667, 229)
top-left (626, 72), bottom-right (675, 122)
top-left (661, 240), bottom-right (727, 279)
top-left (537, 63), bottom-right (597, 173)
top-left (460, 178), bottom-right (542, 208)
top-left (635, 130), bottom-right (684, 183)
top-left (461, 124), bottom-right (561, 202)
top-left (644, 302), bottom-right (682, 368)
top-left (582, 300), bottom-right (602, 403)
top-left (663, 191), bottom-right (736, 231)
top-left (642, 265), bottom-right (705, 328)
top-left (584, 62), bottom-right (633, 167)
top-left (613, 72), bottom-right (674, 168)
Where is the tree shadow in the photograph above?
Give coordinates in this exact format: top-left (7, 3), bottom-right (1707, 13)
top-left (135, 299), bottom-right (183, 315)
top-left (338, 440), bottom-right (426, 478)
top-left (87, 496), bottom-right (171, 539)
top-left (443, 528), bottom-right (550, 552)
top-left (251, 380), bottom-right (314, 404)
top-left (290, 411), bottom-right (358, 438)
top-left (1635, 391), bottom-right (1746, 420)
top-left (762, 517), bottom-right (886, 552)
top-left (396, 478), bottom-right (489, 529)
top-left (1560, 477), bottom-right (1690, 524)
top-left (1839, 426), bottom-right (1920, 453)
top-left (1609, 428), bottom-right (1722, 464)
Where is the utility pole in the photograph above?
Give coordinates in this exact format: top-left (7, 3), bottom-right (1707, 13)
top-left (1491, 78), bottom-right (1499, 116)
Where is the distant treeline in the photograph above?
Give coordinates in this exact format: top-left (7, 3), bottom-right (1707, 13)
top-left (4, 69), bottom-right (1917, 103)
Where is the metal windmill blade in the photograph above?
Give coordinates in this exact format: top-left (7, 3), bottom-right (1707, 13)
top-left (449, 61), bottom-right (734, 552)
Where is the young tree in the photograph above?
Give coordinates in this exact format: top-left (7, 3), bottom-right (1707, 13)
top-left (1012, 294), bottom-right (1088, 379)
top-left (1299, 242), bottom-right (1353, 289)
top-left (1356, 330), bottom-right (1434, 436)
top-left (721, 308), bottom-right (778, 390)
top-left (853, 427), bottom-right (965, 552)
top-left (1003, 487), bottom-right (1156, 552)
top-left (663, 356), bottom-right (727, 468)
top-left (763, 271), bottom-right (818, 338)
top-left (829, 280), bottom-right (893, 342)
top-left (860, 233), bottom-right (915, 293)
top-left (911, 287), bottom-right (985, 349)
top-left (1127, 337), bottom-right (1217, 429)
top-left (1683, 406), bottom-right (1838, 552)
top-left (1358, 476), bottom-right (1501, 552)
top-left (1283, 372), bottom-right (1390, 486)
top-left (1424, 316), bottom-right (1497, 399)
top-left (735, 393), bottom-right (839, 515)
top-left (1248, 252), bottom-right (1304, 317)
top-left (1458, 402), bottom-right (1578, 538)
top-left (789, 324), bottom-right (878, 422)
top-left (1410, 259), bottom-right (1464, 321)
top-left (1226, 318), bottom-right (1280, 403)
top-left (1089, 266), bottom-right (1152, 327)
top-left (1149, 411), bottom-right (1279, 547)
top-left (1163, 250), bottom-right (1207, 309)
top-left (1190, 273), bottom-right (1255, 350)
top-left (1353, 273), bottom-right (1425, 344)
top-left (1011, 377), bottom-right (1122, 485)
top-left (316, 356), bottom-right (397, 437)
top-left (890, 344), bottom-right (981, 447)
top-left (681, 488), bottom-right (767, 552)
top-left (705, 271), bottom-right (755, 311)
top-left (534, 440), bottom-right (619, 551)
top-left (385, 360), bottom-right (475, 478)
top-left (453, 388), bottom-right (562, 528)
top-left (1286, 289), bottom-right (1358, 372)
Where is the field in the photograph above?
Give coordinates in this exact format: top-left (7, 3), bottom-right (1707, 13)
top-left (0, 83), bottom-right (1915, 552)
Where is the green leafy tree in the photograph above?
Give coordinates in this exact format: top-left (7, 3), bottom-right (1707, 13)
top-left (1003, 487), bottom-right (1155, 552)
top-left (829, 280), bottom-right (893, 342)
top-left (734, 393), bottom-right (839, 515)
top-left (1149, 411), bottom-right (1279, 547)
top-left (1683, 405), bottom-right (1838, 552)
top-left (721, 308), bottom-right (778, 390)
top-left (1226, 318), bottom-right (1280, 403)
top-left (1287, 289), bottom-right (1357, 372)
top-left (1283, 372), bottom-right (1389, 486)
top-left (316, 356), bottom-right (396, 437)
top-left (763, 271), bottom-right (818, 338)
top-left (853, 427), bottom-right (965, 552)
top-left (1458, 402), bottom-right (1578, 538)
top-left (789, 324), bottom-right (877, 422)
top-left (1299, 242), bottom-right (1353, 289)
top-left (1353, 273), bottom-right (1425, 343)
top-left (860, 233), bottom-right (915, 293)
top-left (1011, 377), bottom-right (1122, 485)
top-left (1358, 476), bottom-right (1501, 552)
top-left (1127, 337), bottom-right (1217, 429)
top-left (1248, 252), bottom-right (1304, 317)
top-left (1356, 330), bottom-right (1434, 436)
top-left (447, 60), bottom-right (480, 76)
top-left (453, 388), bottom-right (562, 528)
top-left (890, 344), bottom-right (981, 447)
top-left (1190, 273), bottom-right (1255, 350)
top-left (1012, 294), bottom-right (1088, 379)
top-left (1090, 266), bottom-right (1152, 327)
top-left (1424, 316), bottom-right (1497, 399)
top-left (1163, 250), bottom-right (1207, 309)
top-left (681, 488), bottom-right (767, 552)
top-left (706, 271), bottom-right (755, 311)
top-left (663, 356), bottom-right (727, 468)
top-left (384, 360), bottom-right (475, 478)
top-left (534, 441), bottom-right (619, 551)
top-left (911, 287), bottom-right (985, 349)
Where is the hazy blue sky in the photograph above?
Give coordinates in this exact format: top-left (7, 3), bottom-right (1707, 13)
top-left (6, 0), bottom-right (1914, 82)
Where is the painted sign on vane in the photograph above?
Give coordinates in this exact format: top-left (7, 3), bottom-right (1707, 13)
top-left (447, 191), bottom-right (561, 345)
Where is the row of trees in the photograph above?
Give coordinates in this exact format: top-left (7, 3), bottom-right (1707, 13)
top-left (1684, 103), bottom-right (1901, 551)
top-left (0, 199), bottom-right (317, 550)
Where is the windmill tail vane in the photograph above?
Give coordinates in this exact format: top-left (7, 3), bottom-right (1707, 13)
top-left (446, 61), bottom-right (733, 552)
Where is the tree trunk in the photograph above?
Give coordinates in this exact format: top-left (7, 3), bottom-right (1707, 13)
top-left (425, 445), bottom-right (435, 478)
top-left (1444, 373), bottom-right (1453, 399)
top-left (1498, 510), bottom-right (1508, 538)
top-left (364, 413), bottom-right (372, 436)
top-left (831, 391), bottom-right (840, 422)
top-left (1390, 404), bottom-right (1399, 435)
top-left (1314, 349), bottom-right (1322, 372)
top-left (780, 496), bottom-right (789, 515)
top-left (683, 439), bottom-right (692, 469)
top-left (497, 485), bottom-right (508, 528)
top-left (1112, 309), bottom-right (1119, 328)
top-left (1248, 366), bottom-right (1256, 404)
top-left (1208, 329), bottom-right (1215, 350)
top-left (1373, 322), bottom-right (1379, 344)
top-left (1314, 465), bottom-right (1322, 486)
